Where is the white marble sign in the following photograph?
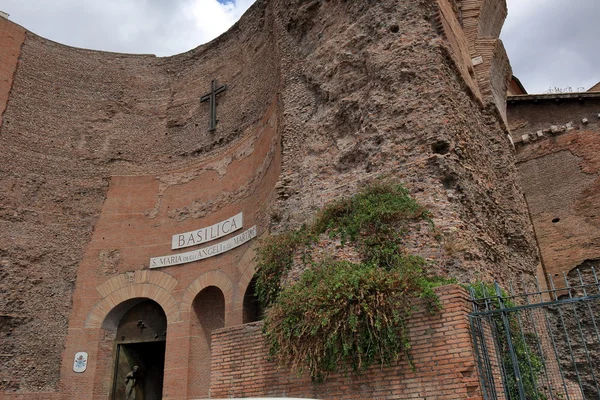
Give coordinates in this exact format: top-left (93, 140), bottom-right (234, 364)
top-left (471, 55), bottom-right (484, 66)
top-left (172, 212), bottom-right (243, 250)
top-left (151, 226), bottom-right (257, 269)
top-left (73, 352), bottom-right (88, 373)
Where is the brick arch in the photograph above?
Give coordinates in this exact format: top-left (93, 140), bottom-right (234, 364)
top-left (95, 269), bottom-right (178, 298)
top-left (84, 283), bottom-right (180, 328)
top-left (236, 265), bottom-right (257, 308)
top-left (235, 246), bottom-right (258, 307)
top-left (181, 270), bottom-right (234, 313)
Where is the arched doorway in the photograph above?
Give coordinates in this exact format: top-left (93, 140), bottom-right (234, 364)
top-left (187, 286), bottom-right (225, 398)
top-left (107, 299), bottom-right (167, 400)
top-left (243, 276), bottom-right (264, 324)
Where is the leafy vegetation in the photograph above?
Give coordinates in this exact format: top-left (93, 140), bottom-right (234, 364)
top-left (255, 181), bottom-right (451, 380)
top-left (469, 283), bottom-right (546, 400)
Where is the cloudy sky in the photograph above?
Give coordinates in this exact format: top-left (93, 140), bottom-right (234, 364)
top-left (0, 0), bottom-right (598, 94)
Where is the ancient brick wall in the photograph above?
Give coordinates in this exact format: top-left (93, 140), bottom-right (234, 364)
top-left (0, 0), bottom-right (540, 396)
top-left (0, 2), bottom-right (279, 392)
top-left (210, 285), bottom-right (481, 399)
top-left (273, 0), bottom-right (537, 285)
top-left (456, 0), bottom-right (512, 123)
top-left (475, 38), bottom-right (511, 123)
top-left (0, 17), bottom-right (24, 131)
top-left (509, 95), bottom-right (600, 285)
top-left (436, 0), bottom-right (483, 103)
top-left (459, 0), bottom-right (506, 45)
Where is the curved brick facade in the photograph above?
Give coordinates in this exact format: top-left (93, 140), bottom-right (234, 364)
top-left (0, 0), bottom-right (539, 398)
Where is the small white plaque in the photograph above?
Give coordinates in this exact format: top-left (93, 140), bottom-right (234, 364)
top-left (172, 213), bottom-right (243, 250)
top-left (73, 352), bottom-right (88, 373)
top-left (151, 226), bottom-right (257, 268)
top-left (471, 55), bottom-right (484, 66)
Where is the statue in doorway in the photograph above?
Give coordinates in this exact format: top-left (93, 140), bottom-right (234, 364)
top-left (125, 365), bottom-right (140, 400)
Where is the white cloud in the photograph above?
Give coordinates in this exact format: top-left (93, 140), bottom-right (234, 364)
top-left (502, 0), bottom-right (600, 93)
top-left (0, 0), bottom-right (257, 56)
top-left (1, 0), bottom-right (597, 92)
top-left (186, 0), bottom-right (255, 44)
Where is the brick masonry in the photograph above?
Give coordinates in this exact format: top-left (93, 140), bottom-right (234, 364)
top-left (508, 95), bottom-right (600, 287)
top-left (0, 17), bottom-right (24, 129)
top-left (210, 285), bottom-right (482, 400)
top-left (0, 0), bottom-right (541, 397)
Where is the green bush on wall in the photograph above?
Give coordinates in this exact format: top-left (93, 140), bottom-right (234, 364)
top-left (255, 181), bottom-right (452, 380)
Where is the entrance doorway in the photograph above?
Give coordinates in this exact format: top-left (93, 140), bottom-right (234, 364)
top-left (110, 299), bottom-right (167, 400)
top-left (113, 341), bottom-right (165, 399)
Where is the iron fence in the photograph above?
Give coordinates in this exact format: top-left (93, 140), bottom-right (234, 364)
top-left (469, 269), bottom-right (600, 400)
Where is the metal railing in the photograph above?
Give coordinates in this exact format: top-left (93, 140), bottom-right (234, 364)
top-left (469, 269), bottom-right (600, 400)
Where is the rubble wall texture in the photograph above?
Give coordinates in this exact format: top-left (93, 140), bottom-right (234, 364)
top-left (509, 96), bottom-right (600, 283)
top-left (271, 0), bottom-right (537, 284)
top-left (0, 17), bottom-right (24, 127)
top-left (0, 0), bottom-right (539, 395)
top-left (0, 3), bottom-right (279, 392)
top-left (211, 286), bottom-right (481, 399)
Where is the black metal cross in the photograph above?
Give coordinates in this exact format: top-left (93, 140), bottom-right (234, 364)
top-left (200, 79), bottom-right (227, 132)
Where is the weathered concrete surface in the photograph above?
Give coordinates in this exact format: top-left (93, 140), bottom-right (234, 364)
top-left (0, 0), bottom-right (539, 395)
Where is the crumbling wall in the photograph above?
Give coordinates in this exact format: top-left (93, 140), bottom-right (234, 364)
top-left (436, 0), bottom-right (482, 102)
top-left (457, 0), bottom-right (511, 123)
top-left (509, 96), bottom-right (600, 283)
top-left (458, 0), bottom-right (507, 44)
top-left (0, 2), bottom-right (279, 391)
top-left (0, 17), bottom-right (24, 130)
top-left (0, 0), bottom-right (540, 394)
top-left (272, 0), bottom-right (538, 284)
top-left (472, 38), bottom-right (511, 123)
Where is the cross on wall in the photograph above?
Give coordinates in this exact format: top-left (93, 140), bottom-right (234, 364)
top-left (200, 79), bottom-right (227, 132)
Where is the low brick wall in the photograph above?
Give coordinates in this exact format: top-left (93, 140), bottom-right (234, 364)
top-left (210, 285), bottom-right (481, 399)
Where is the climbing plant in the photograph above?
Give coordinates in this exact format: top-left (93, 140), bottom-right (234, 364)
top-left (255, 181), bottom-right (451, 380)
top-left (469, 283), bottom-right (546, 400)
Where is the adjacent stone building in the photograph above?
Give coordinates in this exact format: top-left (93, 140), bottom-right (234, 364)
top-left (4, 0), bottom-right (594, 398)
top-left (509, 91), bottom-right (600, 288)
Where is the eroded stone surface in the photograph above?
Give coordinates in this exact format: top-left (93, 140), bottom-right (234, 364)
top-left (0, 0), bottom-right (539, 393)
top-left (510, 97), bottom-right (600, 285)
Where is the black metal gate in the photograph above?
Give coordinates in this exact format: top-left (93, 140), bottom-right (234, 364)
top-left (469, 270), bottom-right (600, 400)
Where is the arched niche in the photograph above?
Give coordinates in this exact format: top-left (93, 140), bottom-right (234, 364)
top-left (187, 286), bottom-right (225, 398)
top-left (243, 276), bottom-right (264, 324)
top-left (103, 299), bottom-right (167, 400)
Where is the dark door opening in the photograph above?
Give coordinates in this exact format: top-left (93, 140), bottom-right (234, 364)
top-left (109, 299), bottom-right (167, 400)
top-left (112, 341), bottom-right (166, 400)
top-left (243, 277), bottom-right (264, 324)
